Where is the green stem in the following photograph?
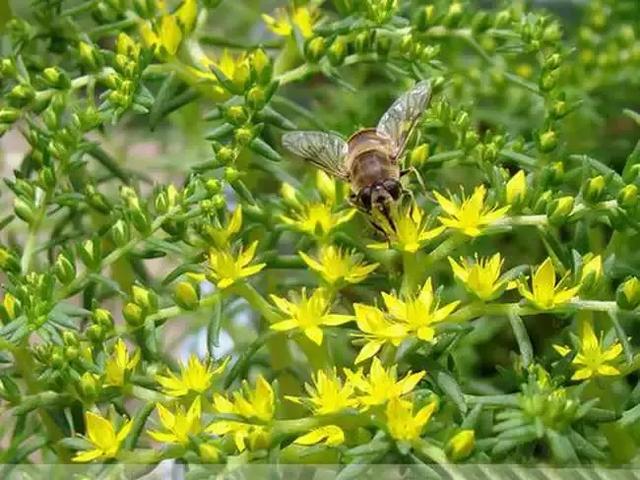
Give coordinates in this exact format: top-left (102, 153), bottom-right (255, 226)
top-left (229, 282), bottom-right (280, 323)
top-left (272, 412), bottom-right (370, 438)
top-left (608, 311), bottom-right (634, 364)
top-left (401, 251), bottom-right (420, 297)
top-left (507, 310), bottom-right (533, 368)
top-left (146, 292), bottom-right (222, 326)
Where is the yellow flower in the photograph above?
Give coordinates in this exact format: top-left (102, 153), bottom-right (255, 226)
top-left (155, 355), bottom-right (227, 397)
top-left (148, 397), bottom-right (202, 445)
top-left (286, 369), bottom-right (358, 415)
top-left (202, 206), bottom-right (243, 248)
top-left (175, 0), bottom-right (198, 33)
top-left (207, 375), bottom-right (274, 452)
top-left (104, 339), bottom-right (140, 387)
top-left (434, 185), bottom-right (510, 237)
top-left (2, 292), bottom-right (17, 320)
top-left (140, 15), bottom-right (182, 57)
top-left (518, 257), bottom-right (580, 310)
top-left (352, 303), bottom-right (409, 364)
top-left (382, 279), bottom-right (460, 342)
top-left (262, 6), bottom-right (316, 38)
top-left (554, 320), bottom-right (622, 381)
top-left (449, 253), bottom-right (514, 301)
top-left (506, 170), bottom-right (527, 205)
top-left (368, 202), bottom-right (444, 253)
top-left (299, 245), bottom-right (379, 286)
top-left (345, 357), bottom-right (425, 408)
top-left (206, 241), bottom-right (266, 289)
top-left (281, 202), bottom-right (356, 238)
top-left (270, 288), bottom-right (353, 345)
top-left (385, 397), bottom-right (437, 443)
top-left (73, 411), bottom-right (132, 462)
top-left (294, 425), bottom-right (345, 447)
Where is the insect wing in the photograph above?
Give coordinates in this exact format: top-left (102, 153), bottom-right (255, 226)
top-left (376, 81), bottom-right (432, 159)
top-left (282, 131), bottom-right (349, 179)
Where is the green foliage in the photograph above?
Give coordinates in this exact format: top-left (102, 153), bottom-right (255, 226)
top-left (1, 0), bottom-right (640, 473)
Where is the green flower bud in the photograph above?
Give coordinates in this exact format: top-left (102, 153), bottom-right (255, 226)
top-left (205, 178), bottom-right (221, 195)
top-left (446, 430), bottom-right (475, 462)
top-left (92, 307), bottom-right (114, 329)
top-left (409, 143), bottom-right (429, 167)
top-left (174, 281), bottom-right (200, 310)
top-left (64, 346), bottom-right (79, 361)
top-left (327, 36), bottom-right (348, 66)
top-left (0, 58), bottom-right (17, 78)
top-left (584, 175), bottom-right (606, 203)
top-left (78, 238), bottom-right (102, 270)
top-left (539, 69), bottom-right (560, 92)
top-left (617, 184), bottom-right (638, 209)
top-left (0, 247), bottom-right (20, 273)
top-left (544, 53), bottom-right (561, 71)
top-left (280, 183), bottom-right (301, 210)
top-left (85, 185), bottom-right (112, 214)
top-left (224, 105), bottom-right (249, 125)
top-left (444, 2), bottom-right (463, 27)
top-left (211, 194), bottom-right (226, 210)
top-left (38, 166), bottom-right (56, 191)
top-left (123, 302), bottom-right (145, 326)
top-left (550, 99), bottom-right (568, 119)
top-left (251, 48), bottom-right (272, 84)
top-left (14, 197), bottom-right (35, 224)
top-left (399, 34), bottom-right (414, 56)
top-left (0, 107), bottom-right (20, 124)
top-left (231, 61), bottom-right (251, 92)
top-left (305, 37), bottom-right (326, 63)
top-left (132, 285), bottom-right (158, 313)
top-left (216, 145), bottom-right (237, 165)
top-left (51, 350), bottom-right (65, 369)
top-left (245, 86), bottom-right (266, 110)
top-left (198, 443), bottom-right (220, 463)
top-left (538, 130), bottom-right (558, 153)
top-left (42, 66), bottom-right (70, 89)
top-left (546, 196), bottom-right (574, 225)
top-left (580, 254), bottom-right (603, 294)
top-left (109, 219), bottom-right (130, 247)
top-left (617, 277), bottom-right (640, 310)
top-left (8, 84), bottom-right (35, 108)
top-left (224, 166), bottom-right (241, 183)
top-left (471, 11), bottom-right (490, 33)
top-left (234, 126), bottom-right (254, 145)
top-left (79, 372), bottom-right (100, 401)
top-left (54, 252), bottom-right (76, 285)
top-left (79, 41), bottom-right (101, 71)
top-left (355, 31), bottom-right (372, 54)
top-left (86, 324), bottom-right (105, 342)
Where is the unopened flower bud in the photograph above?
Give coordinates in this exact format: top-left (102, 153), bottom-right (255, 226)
top-left (305, 37), bottom-right (326, 63)
top-left (328, 36), bottom-right (347, 66)
top-left (617, 184), bottom-right (638, 209)
top-left (92, 307), bottom-right (114, 329)
top-left (86, 324), bottom-right (105, 342)
top-left (506, 170), bottom-right (527, 205)
top-left (245, 86), bottom-right (266, 110)
top-left (224, 166), bottom-right (241, 183)
top-left (13, 197), bottom-right (35, 224)
top-left (251, 48), bottom-right (272, 83)
top-left (211, 194), bottom-right (226, 210)
top-left (42, 66), bottom-right (70, 89)
top-left (446, 430), bottom-right (475, 461)
top-left (8, 84), bottom-right (35, 107)
top-left (174, 281), bottom-right (200, 310)
top-left (79, 372), bottom-right (99, 401)
top-left (54, 252), bottom-right (76, 285)
top-left (64, 345), bottom-right (79, 361)
top-left (617, 277), bottom-right (640, 310)
top-left (224, 105), bottom-right (248, 125)
top-left (111, 219), bottom-right (130, 247)
top-left (538, 130), bottom-right (558, 153)
top-left (234, 126), bottom-right (254, 145)
top-left (132, 285), bottom-right (158, 313)
top-left (0, 58), bottom-right (17, 78)
top-left (580, 254), bottom-right (603, 293)
top-left (79, 42), bottom-right (101, 70)
top-left (205, 178), bottom-right (221, 195)
top-left (410, 144), bottom-right (429, 167)
top-left (123, 302), bottom-right (145, 326)
top-left (78, 238), bottom-right (102, 270)
top-left (0, 247), bottom-right (20, 273)
top-left (584, 175), bottom-right (606, 203)
top-left (0, 107), bottom-right (20, 124)
top-left (198, 443), bottom-right (220, 462)
top-left (316, 171), bottom-right (336, 203)
top-left (280, 183), bottom-right (301, 209)
top-left (546, 196), bottom-right (574, 225)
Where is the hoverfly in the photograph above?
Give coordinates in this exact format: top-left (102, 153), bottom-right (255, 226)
top-left (282, 81), bottom-right (432, 226)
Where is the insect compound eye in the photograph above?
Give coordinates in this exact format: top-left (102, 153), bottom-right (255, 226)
top-left (359, 187), bottom-right (372, 210)
top-left (383, 179), bottom-right (401, 200)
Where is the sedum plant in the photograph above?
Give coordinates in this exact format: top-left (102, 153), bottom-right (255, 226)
top-left (0, 0), bottom-right (640, 475)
